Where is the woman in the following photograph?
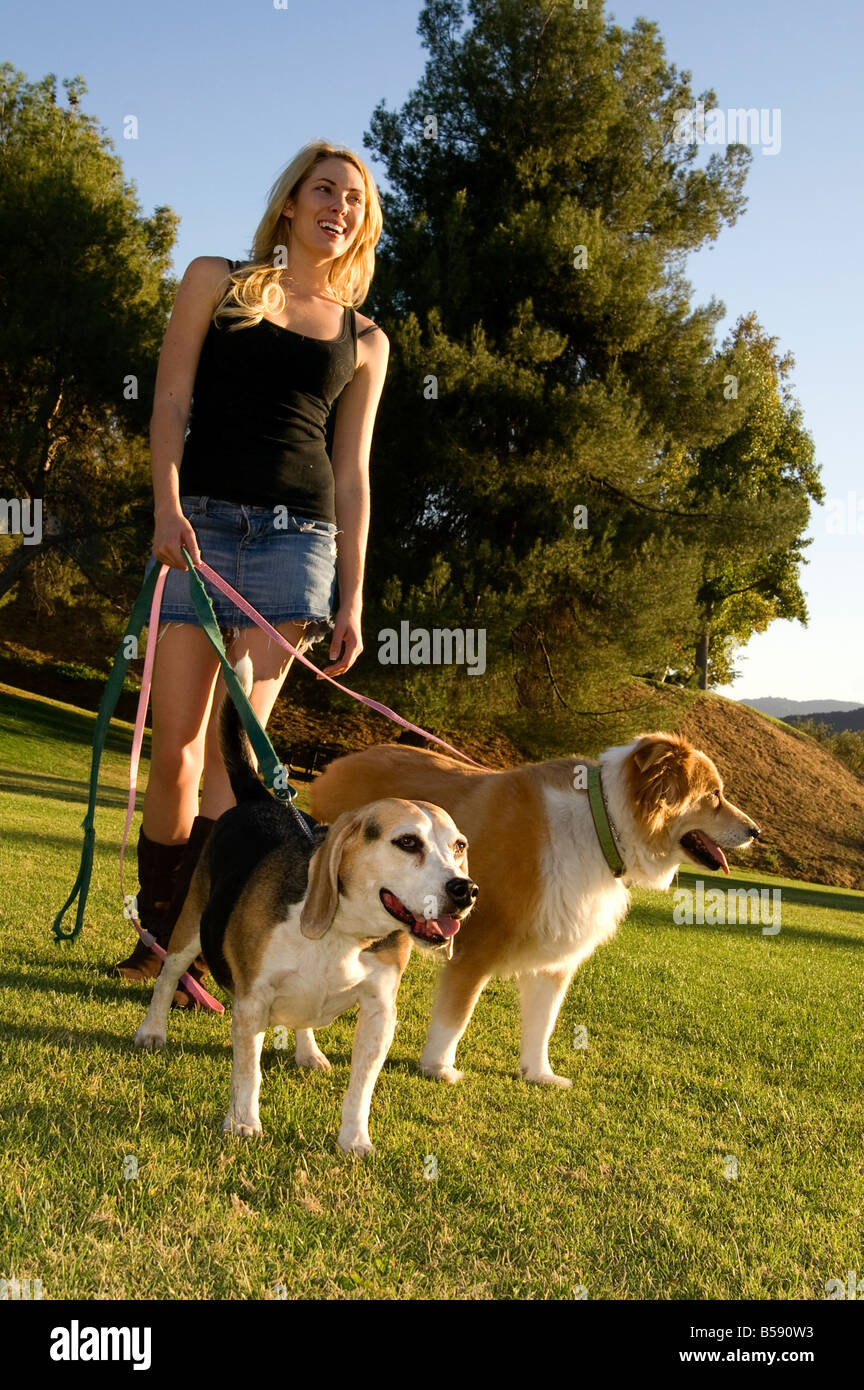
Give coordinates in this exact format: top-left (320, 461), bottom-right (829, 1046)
top-left (111, 141), bottom-right (389, 1004)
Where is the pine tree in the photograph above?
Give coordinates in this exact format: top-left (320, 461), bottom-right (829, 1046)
top-left (354, 0), bottom-right (816, 732)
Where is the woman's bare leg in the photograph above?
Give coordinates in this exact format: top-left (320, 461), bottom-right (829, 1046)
top-left (142, 623), bottom-right (222, 843)
top-left (114, 622), bottom-right (222, 980)
top-left (199, 620), bottom-right (312, 820)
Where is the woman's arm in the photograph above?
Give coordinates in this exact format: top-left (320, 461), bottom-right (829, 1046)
top-left (150, 256), bottom-right (232, 567)
top-left (320, 327), bottom-right (390, 677)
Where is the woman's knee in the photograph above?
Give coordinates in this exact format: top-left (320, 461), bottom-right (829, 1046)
top-left (148, 736), bottom-right (206, 790)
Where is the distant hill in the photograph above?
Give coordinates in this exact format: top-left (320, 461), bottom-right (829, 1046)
top-left (741, 697), bottom-right (864, 719)
top-left (785, 708), bottom-right (864, 733)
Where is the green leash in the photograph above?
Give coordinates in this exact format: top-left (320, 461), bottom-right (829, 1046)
top-left (52, 564), bottom-right (160, 943)
top-left (52, 551), bottom-right (300, 945)
top-left (181, 548), bottom-right (298, 806)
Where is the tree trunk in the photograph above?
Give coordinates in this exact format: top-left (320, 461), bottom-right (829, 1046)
top-left (694, 631), bottom-right (710, 690)
top-left (0, 541), bottom-right (45, 604)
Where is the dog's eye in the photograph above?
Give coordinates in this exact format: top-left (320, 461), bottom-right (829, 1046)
top-left (393, 834), bottom-right (422, 852)
top-left (711, 790), bottom-right (722, 805)
top-left (455, 839), bottom-right (467, 854)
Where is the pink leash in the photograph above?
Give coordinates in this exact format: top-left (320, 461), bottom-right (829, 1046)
top-left (196, 559), bottom-right (487, 768)
top-left (120, 558), bottom-right (486, 1015)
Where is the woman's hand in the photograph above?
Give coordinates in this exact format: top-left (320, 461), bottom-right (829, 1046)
top-left (318, 602), bottom-right (363, 678)
top-left (152, 506), bottom-right (202, 569)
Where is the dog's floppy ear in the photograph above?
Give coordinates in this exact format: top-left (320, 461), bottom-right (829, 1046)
top-left (299, 809), bottom-right (365, 939)
top-left (628, 733), bottom-right (694, 831)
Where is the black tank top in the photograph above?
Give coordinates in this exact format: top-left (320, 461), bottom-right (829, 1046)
top-left (178, 259), bottom-right (359, 522)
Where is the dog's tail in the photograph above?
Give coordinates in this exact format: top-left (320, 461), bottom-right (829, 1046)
top-left (219, 656), bottom-right (272, 805)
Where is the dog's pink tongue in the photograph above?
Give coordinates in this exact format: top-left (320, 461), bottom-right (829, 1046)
top-left (420, 915), bottom-right (461, 938)
top-left (701, 832), bottom-right (730, 875)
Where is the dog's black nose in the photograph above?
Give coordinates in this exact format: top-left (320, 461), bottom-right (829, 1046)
top-left (446, 877), bottom-right (479, 909)
top-left (748, 823), bottom-right (761, 840)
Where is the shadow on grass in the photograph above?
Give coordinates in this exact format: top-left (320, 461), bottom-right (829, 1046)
top-left (0, 960), bottom-right (229, 1017)
top-left (2, 829), bottom-right (128, 860)
top-left (676, 869), bottom-right (864, 915)
top-left (4, 960), bottom-right (413, 1080)
top-left (633, 894), bottom-right (864, 949)
top-left (0, 1016), bottom-right (230, 1061)
top-left (0, 689), bottom-right (144, 757)
top-left (0, 769), bottom-right (131, 810)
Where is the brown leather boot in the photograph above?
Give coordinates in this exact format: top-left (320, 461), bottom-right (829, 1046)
top-left (165, 815), bottom-right (217, 1009)
top-left (110, 829), bottom-right (188, 980)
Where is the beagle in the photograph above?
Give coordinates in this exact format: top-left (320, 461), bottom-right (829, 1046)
top-left (134, 658), bottom-right (478, 1155)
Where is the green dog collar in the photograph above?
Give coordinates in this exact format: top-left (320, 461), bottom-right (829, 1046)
top-left (587, 764), bottom-right (626, 878)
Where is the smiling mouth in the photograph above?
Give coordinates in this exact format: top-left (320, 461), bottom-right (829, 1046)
top-left (318, 221), bottom-right (346, 240)
top-left (379, 889), bottom-right (462, 946)
top-left (680, 830), bottom-right (730, 875)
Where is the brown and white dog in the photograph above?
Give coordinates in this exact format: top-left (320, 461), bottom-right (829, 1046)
top-left (311, 733), bottom-right (760, 1087)
top-left (134, 659), bottom-right (477, 1155)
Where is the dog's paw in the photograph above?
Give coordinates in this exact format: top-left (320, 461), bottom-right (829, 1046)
top-left (338, 1129), bottom-right (375, 1157)
top-left (420, 1061), bottom-right (464, 1084)
top-left (294, 1048), bottom-right (332, 1072)
top-left (519, 1066), bottom-right (573, 1088)
top-left (133, 1024), bottom-right (166, 1051)
top-left (222, 1114), bottom-right (262, 1138)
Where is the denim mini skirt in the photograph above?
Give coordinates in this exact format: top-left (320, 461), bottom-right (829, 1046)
top-left (144, 495), bottom-right (338, 635)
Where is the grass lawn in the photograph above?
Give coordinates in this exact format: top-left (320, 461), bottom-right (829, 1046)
top-left (1, 682), bottom-right (862, 1300)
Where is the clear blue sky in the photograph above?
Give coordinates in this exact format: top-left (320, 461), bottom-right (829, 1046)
top-left (5, 0), bottom-right (862, 704)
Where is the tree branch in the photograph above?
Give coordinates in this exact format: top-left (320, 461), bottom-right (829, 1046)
top-left (527, 621), bottom-right (570, 708)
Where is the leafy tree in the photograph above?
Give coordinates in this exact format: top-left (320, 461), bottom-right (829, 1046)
top-left (355, 0), bottom-right (816, 732)
top-left (684, 314), bottom-right (821, 687)
top-left (0, 64), bottom-right (176, 614)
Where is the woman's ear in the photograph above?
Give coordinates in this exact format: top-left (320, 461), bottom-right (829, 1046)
top-left (299, 810), bottom-right (364, 940)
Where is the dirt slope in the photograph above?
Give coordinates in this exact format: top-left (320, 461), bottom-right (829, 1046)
top-left (673, 695), bottom-right (864, 890)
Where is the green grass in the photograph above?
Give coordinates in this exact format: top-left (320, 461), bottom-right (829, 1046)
top-left (1, 683), bottom-right (863, 1300)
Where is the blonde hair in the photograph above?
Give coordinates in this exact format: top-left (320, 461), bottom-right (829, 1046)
top-left (214, 140), bottom-right (383, 331)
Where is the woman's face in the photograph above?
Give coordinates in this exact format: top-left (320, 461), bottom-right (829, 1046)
top-left (283, 157), bottom-right (366, 260)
